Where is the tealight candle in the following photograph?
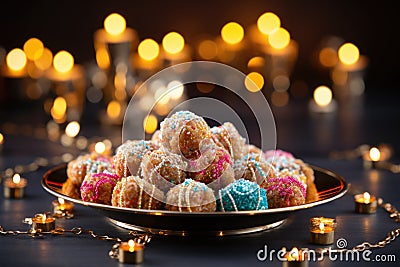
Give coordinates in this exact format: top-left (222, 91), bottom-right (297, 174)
top-left (118, 239), bottom-right (144, 264)
top-left (3, 174), bottom-right (28, 199)
top-left (309, 217), bottom-right (335, 245)
top-left (282, 247), bottom-right (308, 267)
top-left (354, 192), bottom-right (377, 214)
top-left (52, 197), bottom-right (74, 214)
top-left (32, 214), bottom-right (56, 232)
top-left (363, 147), bottom-right (381, 169)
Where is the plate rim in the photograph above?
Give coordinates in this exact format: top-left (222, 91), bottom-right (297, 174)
top-left (41, 163), bottom-right (348, 216)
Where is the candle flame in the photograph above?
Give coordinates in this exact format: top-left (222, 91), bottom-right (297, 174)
top-left (128, 239), bottom-right (135, 252)
top-left (363, 192), bottom-right (371, 202)
top-left (104, 13), bottom-right (126, 36)
top-left (13, 174), bottom-right (21, 184)
top-left (319, 222), bottom-right (325, 232)
top-left (58, 198), bottom-right (65, 205)
top-left (369, 147), bottom-right (381, 162)
top-left (42, 213), bottom-right (47, 222)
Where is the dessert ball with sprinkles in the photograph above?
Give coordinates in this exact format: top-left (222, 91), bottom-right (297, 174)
top-left (165, 179), bottom-right (216, 212)
top-left (141, 149), bottom-right (186, 192)
top-left (61, 178), bottom-right (81, 199)
top-left (67, 152), bottom-right (113, 187)
top-left (221, 122), bottom-right (246, 160)
top-left (80, 172), bottom-right (120, 205)
top-left (113, 140), bottom-right (159, 178)
top-left (218, 178), bottom-right (268, 211)
top-left (233, 153), bottom-right (276, 185)
top-left (210, 125), bottom-right (233, 158)
top-left (160, 111), bottom-right (211, 160)
top-left (111, 176), bottom-right (164, 210)
top-left (245, 144), bottom-right (263, 156)
top-left (189, 147), bottom-right (235, 191)
top-left (261, 176), bottom-right (306, 208)
top-left (150, 130), bottom-right (163, 146)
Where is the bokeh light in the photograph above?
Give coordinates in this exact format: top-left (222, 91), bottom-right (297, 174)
top-left (53, 50), bottom-right (74, 73)
top-left (104, 13), bottom-right (126, 36)
top-left (313, 85), bottom-right (332, 106)
top-left (221, 22), bottom-right (244, 45)
top-left (23, 38), bottom-right (44, 60)
top-left (338, 42), bottom-right (359, 65)
top-left (162, 32), bottom-right (185, 54)
top-left (198, 40), bottom-right (218, 60)
top-left (138, 38), bottom-right (160, 61)
top-left (143, 114), bottom-right (158, 134)
top-left (257, 12), bottom-right (281, 35)
top-left (268, 27), bottom-right (290, 49)
top-left (65, 121), bottom-right (80, 138)
top-left (244, 72), bottom-right (264, 92)
top-left (34, 47), bottom-right (53, 71)
top-left (6, 48), bottom-right (27, 71)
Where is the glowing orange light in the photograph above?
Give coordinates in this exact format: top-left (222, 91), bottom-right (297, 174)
top-left (221, 22), bottom-right (244, 45)
top-left (13, 174), bottom-right (21, 184)
top-left (6, 48), bottom-right (27, 71)
top-left (369, 147), bottom-right (380, 162)
top-left (338, 43), bottom-right (359, 65)
top-left (162, 32), bottom-right (185, 54)
top-left (104, 13), bottom-right (126, 36)
top-left (313, 86), bottom-right (332, 107)
top-left (268, 27), bottom-right (290, 49)
top-left (138, 38), bottom-right (160, 61)
top-left (257, 12), bottom-right (281, 35)
top-left (23, 38), bottom-right (44, 60)
top-left (53, 51), bottom-right (74, 73)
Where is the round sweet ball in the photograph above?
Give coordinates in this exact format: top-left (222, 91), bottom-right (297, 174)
top-left (111, 176), bottom-right (164, 210)
top-left (264, 149), bottom-right (294, 160)
top-left (113, 140), bottom-right (159, 177)
top-left (151, 130), bottom-right (163, 147)
top-left (165, 179), bottom-right (216, 212)
top-left (189, 147), bottom-right (235, 191)
top-left (80, 172), bottom-right (120, 205)
top-left (218, 178), bottom-right (268, 211)
top-left (210, 125), bottom-right (233, 158)
top-left (67, 152), bottom-right (113, 187)
top-left (261, 176), bottom-right (306, 208)
top-left (61, 178), bottom-right (81, 199)
top-left (221, 122), bottom-right (246, 160)
top-left (141, 149), bottom-right (186, 192)
top-left (234, 153), bottom-right (276, 185)
top-left (160, 111), bottom-right (211, 160)
top-left (244, 144), bottom-right (263, 156)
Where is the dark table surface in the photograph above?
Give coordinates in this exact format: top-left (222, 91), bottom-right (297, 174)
top-left (1, 90), bottom-right (399, 267)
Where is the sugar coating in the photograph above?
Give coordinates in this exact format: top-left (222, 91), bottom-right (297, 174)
top-left (141, 149), bottom-right (186, 192)
top-left (264, 151), bottom-right (311, 188)
top-left (189, 147), bottom-right (235, 191)
top-left (111, 176), bottom-right (164, 210)
top-left (113, 140), bottom-right (159, 177)
top-left (221, 122), bottom-right (246, 160)
top-left (151, 130), bottom-right (163, 147)
top-left (160, 110), bottom-right (211, 160)
top-left (261, 176), bottom-right (306, 208)
top-left (165, 179), bottom-right (216, 212)
top-left (210, 125), bottom-right (234, 158)
top-left (218, 178), bottom-right (268, 211)
top-left (234, 153), bottom-right (276, 185)
top-left (67, 152), bottom-right (113, 187)
top-left (80, 172), bottom-right (120, 204)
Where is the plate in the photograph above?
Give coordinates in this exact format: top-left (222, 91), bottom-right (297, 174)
top-left (42, 164), bottom-right (348, 236)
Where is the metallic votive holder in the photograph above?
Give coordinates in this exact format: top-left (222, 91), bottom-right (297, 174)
top-left (118, 241), bottom-right (144, 264)
top-left (3, 177), bottom-right (27, 199)
top-left (354, 193), bottom-right (377, 214)
top-left (31, 214), bottom-right (56, 232)
top-left (309, 217), bottom-right (336, 245)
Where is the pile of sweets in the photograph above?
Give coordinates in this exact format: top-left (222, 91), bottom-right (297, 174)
top-left (63, 111), bottom-right (317, 212)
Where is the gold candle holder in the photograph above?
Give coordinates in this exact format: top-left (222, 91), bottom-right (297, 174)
top-left (354, 192), bottom-right (377, 214)
top-left (118, 240), bottom-right (144, 264)
top-left (282, 247), bottom-right (308, 267)
top-left (32, 214), bottom-right (56, 232)
top-left (309, 217), bottom-right (336, 245)
top-left (3, 174), bottom-right (27, 199)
